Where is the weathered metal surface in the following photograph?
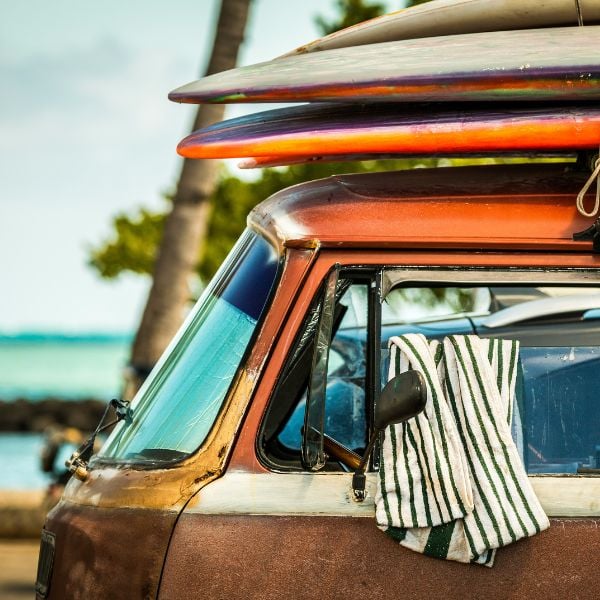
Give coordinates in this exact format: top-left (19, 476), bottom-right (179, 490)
top-left (39, 248), bottom-right (317, 598)
top-left (169, 27), bottom-right (600, 104)
top-left (49, 163), bottom-right (600, 597)
top-left (43, 500), bottom-right (175, 600)
top-left (287, 0), bottom-right (600, 55)
top-left (177, 104), bottom-right (600, 160)
top-left (249, 164), bottom-right (597, 252)
top-left (184, 472), bottom-right (600, 518)
top-left (159, 514), bottom-right (600, 599)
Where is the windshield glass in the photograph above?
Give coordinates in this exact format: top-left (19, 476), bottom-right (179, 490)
top-left (99, 230), bottom-right (279, 463)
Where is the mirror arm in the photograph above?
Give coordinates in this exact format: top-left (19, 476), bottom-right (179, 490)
top-left (351, 429), bottom-right (381, 502)
top-left (350, 369), bottom-right (427, 502)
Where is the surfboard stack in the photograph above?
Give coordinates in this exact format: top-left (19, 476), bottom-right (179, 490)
top-left (168, 0), bottom-right (600, 169)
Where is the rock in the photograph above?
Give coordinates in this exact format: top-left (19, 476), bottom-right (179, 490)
top-left (0, 399), bottom-right (106, 433)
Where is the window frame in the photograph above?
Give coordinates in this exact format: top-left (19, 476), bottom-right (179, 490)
top-left (258, 267), bottom-right (380, 472)
top-left (258, 264), bottom-right (600, 479)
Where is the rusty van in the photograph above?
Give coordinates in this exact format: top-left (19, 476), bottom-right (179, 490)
top-left (36, 161), bottom-right (600, 599)
top-left (36, 0), bottom-right (600, 596)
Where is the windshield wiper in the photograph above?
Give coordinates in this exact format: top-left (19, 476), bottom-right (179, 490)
top-left (125, 448), bottom-right (188, 462)
top-left (65, 398), bottom-right (132, 481)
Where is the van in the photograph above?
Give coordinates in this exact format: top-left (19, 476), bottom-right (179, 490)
top-left (36, 0), bottom-right (600, 595)
top-left (36, 162), bottom-right (600, 599)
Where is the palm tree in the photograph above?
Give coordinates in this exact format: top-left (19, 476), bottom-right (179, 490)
top-left (125, 0), bottom-right (252, 397)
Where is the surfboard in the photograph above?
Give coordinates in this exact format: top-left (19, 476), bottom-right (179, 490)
top-left (285, 0), bottom-right (600, 56)
top-left (169, 27), bottom-right (600, 105)
top-left (176, 103), bottom-right (600, 161)
top-left (237, 153), bottom-right (574, 170)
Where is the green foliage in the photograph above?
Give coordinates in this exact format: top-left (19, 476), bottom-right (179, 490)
top-left (90, 159), bottom-right (441, 283)
top-left (409, 287), bottom-right (477, 313)
top-left (315, 0), bottom-right (388, 35)
top-left (314, 0), bottom-right (434, 36)
top-left (89, 207), bottom-right (165, 279)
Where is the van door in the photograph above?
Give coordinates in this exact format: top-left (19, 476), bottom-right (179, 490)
top-left (160, 261), bottom-right (600, 599)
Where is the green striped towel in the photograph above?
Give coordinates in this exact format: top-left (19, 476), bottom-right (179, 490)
top-left (375, 334), bottom-right (549, 567)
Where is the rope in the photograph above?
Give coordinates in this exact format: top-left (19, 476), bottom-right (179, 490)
top-left (575, 0), bottom-right (584, 26)
top-left (576, 153), bottom-right (600, 218)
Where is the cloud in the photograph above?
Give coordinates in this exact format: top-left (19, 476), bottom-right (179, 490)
top-left (0, 36), bottom-right (194, 150)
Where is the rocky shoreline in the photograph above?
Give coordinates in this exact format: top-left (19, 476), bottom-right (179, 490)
top-left (0, 399), bottom-right (107, 538)
top-left (0, 398), bottom-right (106, 433)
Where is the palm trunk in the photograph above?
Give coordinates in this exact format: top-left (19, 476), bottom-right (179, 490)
top-left (126, 0), bottom-right (252, 396)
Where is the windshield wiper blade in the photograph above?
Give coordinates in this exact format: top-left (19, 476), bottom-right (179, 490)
top-left (129, 448), bottom-right (188, 461)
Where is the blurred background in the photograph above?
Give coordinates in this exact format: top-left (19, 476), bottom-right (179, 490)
top-left (5, 1), bottom-right (433, 594)
top-left (0, 0), bottom-right (424, 498)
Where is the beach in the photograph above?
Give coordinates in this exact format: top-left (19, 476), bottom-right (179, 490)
top-left (0, 540), bottom-right (39, 600)
top-left (0, 335), bottom-right (130, 591)
top-left (0, 335), bottom-right (129, 487)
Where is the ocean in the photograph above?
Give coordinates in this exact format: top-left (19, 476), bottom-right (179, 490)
top-left (0, 334), bottom-right (130, 488)
top-left (0, 433), bottom-right (75, 489)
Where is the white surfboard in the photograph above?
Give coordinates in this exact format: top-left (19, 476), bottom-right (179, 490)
top-left (285, 0), bottom-right (600, 56)
top-left (169, 27), bottom-right (600, 105)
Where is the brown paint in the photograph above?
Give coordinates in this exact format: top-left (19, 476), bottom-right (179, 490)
top-left (43, 163), bottom-right (600, 598)
top-left (43, 500), bottom-right (176, 600)
top-left (160, 515), bottom-right (600, 600)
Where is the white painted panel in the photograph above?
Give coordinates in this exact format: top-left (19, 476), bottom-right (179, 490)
top-left (187, 472), bottom-right (600, 518)
top-left (530, 476), bottom-right (600, 517)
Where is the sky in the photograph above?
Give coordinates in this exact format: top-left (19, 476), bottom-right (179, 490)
top-left (0, 0), bottom-right (355, 334)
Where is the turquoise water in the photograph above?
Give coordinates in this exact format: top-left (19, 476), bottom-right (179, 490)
top-left (0, 433), bottom-right (74, 489)
top-left (0, 335), bottom-right (130, 400)
top-left (0, 335), bottom-right (130, 488)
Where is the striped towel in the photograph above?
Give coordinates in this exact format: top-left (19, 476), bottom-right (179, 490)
top-left (375, 334), bottom-right (549, 567)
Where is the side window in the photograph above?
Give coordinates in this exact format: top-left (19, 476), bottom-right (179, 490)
top-left (276, 283), bottom-right (369, 455)
top-left (520, 345), bottom-right (600, 474)
top-left (380, 282), bottom-right (600, 476)
top-left (261, 269), bottom-right (600, 478)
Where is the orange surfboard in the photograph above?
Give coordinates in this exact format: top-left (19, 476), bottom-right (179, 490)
top-left (177, 103), bottom-right (600, 164)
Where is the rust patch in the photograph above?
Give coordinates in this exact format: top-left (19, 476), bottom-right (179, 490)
top-left (44, 501), bottom-right (176, 600)
top-left (161, 515), bottom-right (600, 599)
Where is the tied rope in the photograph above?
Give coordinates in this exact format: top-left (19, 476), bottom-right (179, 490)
top-left (576, 152), bottom-right (600, 218)
top-left (575, 0), bottom-right (584, 27)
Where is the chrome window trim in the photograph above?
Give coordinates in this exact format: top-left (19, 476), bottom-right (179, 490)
top-left (382, 267), bottom-right (600, 298)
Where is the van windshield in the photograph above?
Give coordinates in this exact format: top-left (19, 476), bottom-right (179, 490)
top-left (98, 230), bottom-right (279, 464)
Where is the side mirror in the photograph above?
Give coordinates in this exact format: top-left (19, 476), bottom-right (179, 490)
top-left (352, 370), bottom-right (427, 501)
top-left (374, 370), bottom-right (427, 430)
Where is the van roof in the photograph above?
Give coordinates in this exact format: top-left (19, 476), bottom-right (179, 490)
top-left (249, 163), bottom-right (593, 252)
